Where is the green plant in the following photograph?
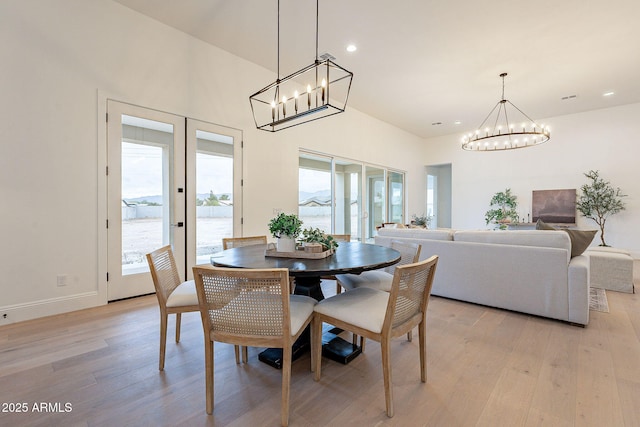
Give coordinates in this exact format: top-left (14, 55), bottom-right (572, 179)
top-left (268, 212), bottom-right (303, 239)
top-left (485, 188), bottom-right (519, 229)
top-left (576, 170), bottom-right (626, 246)
top-left (300, 227), bottom-right (339, 251)
top-left (411, 214), bottom-right (431, 228)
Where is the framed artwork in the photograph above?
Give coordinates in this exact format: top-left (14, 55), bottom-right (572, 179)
top-left (532, 189), bottom-right (576, 224)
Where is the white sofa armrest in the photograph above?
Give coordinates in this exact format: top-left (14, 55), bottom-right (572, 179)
top-left (568, 254), bottom-right (590, 325)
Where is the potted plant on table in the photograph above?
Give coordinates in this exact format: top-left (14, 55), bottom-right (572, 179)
top-left (411, 214), bottom-right (431, 228)
top-left (300, 227), bottom-right (339, 253)
top-left (268, 212), bottom-right (302, 252)
top-left (485, 188), bottom-right (519, 230)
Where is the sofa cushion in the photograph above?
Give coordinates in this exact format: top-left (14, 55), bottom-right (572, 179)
top-left (377, 227), bottom-right (454, 241)
top-left (453, 230), bottom-right (571, 252)
top-left (565, 229), bottom-right (597, 257)
top-left (535, 219), bottom-right (596, 257)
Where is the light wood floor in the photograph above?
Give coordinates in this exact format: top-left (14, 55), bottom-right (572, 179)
top-left (1, 281), bottom-right (639, 427)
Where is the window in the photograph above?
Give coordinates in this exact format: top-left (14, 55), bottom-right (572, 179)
top-left (299, 150), bottom-right (404, 242)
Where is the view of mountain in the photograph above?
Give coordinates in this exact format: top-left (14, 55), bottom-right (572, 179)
top-left (124, 193), bottom-right (232, 205)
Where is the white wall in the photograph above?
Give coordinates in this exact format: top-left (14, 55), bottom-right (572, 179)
top-left (424, 103), bottom-right (640, 257)
top-left (0, 0), bottom-right (426, 323)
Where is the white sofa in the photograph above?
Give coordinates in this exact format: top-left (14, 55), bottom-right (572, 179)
top-left (375, 228), bottom-right (590, 325)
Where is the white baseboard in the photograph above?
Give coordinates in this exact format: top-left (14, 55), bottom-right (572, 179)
top-left (0, 292), bottom-right (103, 326)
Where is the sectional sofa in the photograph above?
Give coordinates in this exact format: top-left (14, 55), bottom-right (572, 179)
top-left (375, 227), bottom-right (590, 325)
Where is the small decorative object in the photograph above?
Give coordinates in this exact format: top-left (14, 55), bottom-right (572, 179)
top-left (300, 227), bottom-right (339, 251)
top-left (485, 188), bottom-right (519, 229)
top-left (268, 212), bottom-right (302, 252)
top-left (576, 170), bottom-right (626, 246)
top-left (411, 214), bottom-right (431, 228)
top-left (303, 243), bottom-right (324, 253)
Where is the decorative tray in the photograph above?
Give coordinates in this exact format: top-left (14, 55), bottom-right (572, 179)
top-left (265, 247), bottom-right (334, 259)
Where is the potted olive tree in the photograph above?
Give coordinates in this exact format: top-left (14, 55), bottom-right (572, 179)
top-left (485, 188), bottom-right (519, 229)
top-left (268, 212), bottom-right (302, 252)
top-left (576, 170), bottom-right (626, 246)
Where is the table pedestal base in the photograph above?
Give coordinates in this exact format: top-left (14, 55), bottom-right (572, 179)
top-left (321, 327), bottom-right (362, 364)
top-left (258, 276), bottom-right (362, 369)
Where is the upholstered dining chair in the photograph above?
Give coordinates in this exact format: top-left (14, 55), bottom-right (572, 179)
top-left (312, 255), bottom-right (438, 418)
top-left (220, 235), bottom-right (268, 362)
top-left (335, 240), bottom-right (422, 349)
top-left (146, 245), bottom-right (242, 370)
top-left (222, 235), bottom-right (267, 250)
top-left (192, 265), bottom-right (317, 427)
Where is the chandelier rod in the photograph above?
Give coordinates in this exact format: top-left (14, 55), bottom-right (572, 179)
top-left (277, 0), bottom-right (280, 78)
top-left (315, 0), bottom-right (319, 61)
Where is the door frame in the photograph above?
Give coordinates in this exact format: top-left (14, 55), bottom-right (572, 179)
top-left (97, 92), bottom-right (243, 304)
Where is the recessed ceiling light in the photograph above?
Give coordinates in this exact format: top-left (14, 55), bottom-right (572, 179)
top-left (454, 120), bottom-right (462, 125)
top-left (346, 44), bottom-right (357, 52)
top-left (603, 91), bottom-right (615, 97)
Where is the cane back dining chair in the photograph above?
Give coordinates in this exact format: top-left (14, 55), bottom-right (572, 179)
top-left (222, 235), bottom-right (268, 250)
top-left (335, 240), bottom-right (422, 350)
top-left (192, 265), bottom-right (317, 427)
top-left (146, 245), bottom-right (243, 370)
top-left (312, 255), bottom-right (438, 418)
top-left (220, 235), bottom-right (268, 362)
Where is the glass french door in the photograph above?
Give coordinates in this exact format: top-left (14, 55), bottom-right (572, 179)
top-left (107, 101), bottom-right (185, 301)
top-left (107, 101), bottom-right (241, 300)
top-left (186, 119), bottom-right (243, 273)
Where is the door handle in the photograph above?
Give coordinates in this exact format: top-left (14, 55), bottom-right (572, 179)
top-left (171, 222), bottom-right (184, 227)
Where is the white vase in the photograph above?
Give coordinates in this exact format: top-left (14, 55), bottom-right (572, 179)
top-left (277, 236), bottom-right (296, 252)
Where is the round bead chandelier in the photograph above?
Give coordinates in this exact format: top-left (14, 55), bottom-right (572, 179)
top-left (461, 73), bottom-right (551, 151)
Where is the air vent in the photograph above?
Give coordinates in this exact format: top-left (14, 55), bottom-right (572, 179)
top-left (432, 122), bottom-right (442, 126)
top-left (319, 52), bottom-right (336, 61)
top-left (561, 94), bottom-right (578, 100)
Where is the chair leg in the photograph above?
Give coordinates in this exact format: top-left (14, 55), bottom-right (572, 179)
top-left (418, 321), bottom-right (427, 383)
top-left (242, 346), bottom-right (248, 363)
top-left (281, 343), bottom-right (292, 427)
top-left (234, 345), bottom-right (240, 364)
top-left (313, 319), bottom-right (323, 381)
top-left (309, 318), bottom-right (316, 373)
top-left (407, 329), bottom-right (413, 342)
top-left (205, 339), bottom-right (214, 415)
top-left (336, 282), bottom-right (342, 294)
top-left (175, 312), bottom-right (182, 343)
top-left (352, 333), bottom-right (366, 352)
top-left (381, 337), bottom-right (394, 417)
top-left (159, 312), bottom-right (168, 371)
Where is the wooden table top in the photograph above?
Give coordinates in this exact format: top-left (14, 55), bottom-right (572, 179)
top-left (210, 241), bottom-right (400, 278)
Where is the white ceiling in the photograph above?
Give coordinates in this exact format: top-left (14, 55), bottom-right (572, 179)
top-left (113, 0), bottom-right (640, 139)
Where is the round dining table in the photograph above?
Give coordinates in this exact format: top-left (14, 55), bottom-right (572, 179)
top-left (210, 241), bottom-right (401, 368)
top-left (211, 241), bottom-right (400, 299)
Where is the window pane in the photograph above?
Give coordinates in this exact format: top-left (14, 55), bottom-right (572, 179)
top-left (335, 160), bottom-right (362, 241)
top-left (195, 130), bottom-right (233, 264)
top-left (121, 115), bottom-right (174, 275)
top-left (388, 171), bottom-right (404, 224)
top-left (366, 165), bottom-right (385, 240)
top-left (299, 154), bottom-right (332, 233)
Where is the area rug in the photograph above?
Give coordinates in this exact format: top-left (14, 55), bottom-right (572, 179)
top-left (589, 287), bottom-right (609, 313)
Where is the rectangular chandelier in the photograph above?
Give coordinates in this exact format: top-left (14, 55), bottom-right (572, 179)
top-left (249, 58), bottom-right (353, 132)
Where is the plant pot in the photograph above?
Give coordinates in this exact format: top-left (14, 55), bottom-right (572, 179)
top-left (277, 236), bottom-right (296, 252)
